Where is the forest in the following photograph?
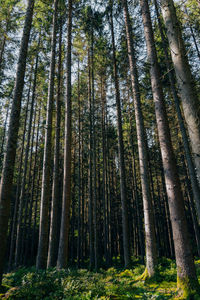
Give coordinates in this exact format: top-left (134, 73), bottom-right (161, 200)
top-left (0, 0), bottom-right (200, 299)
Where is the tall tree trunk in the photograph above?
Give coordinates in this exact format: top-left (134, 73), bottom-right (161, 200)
top-left (127, 104), bottom-right (145, 262)
top-left (8, 84), bottom-right (31, 270)
top-left (101, 75), bottom-right (109, 266)
top-left (21, 103), bottom-right (37, 264)
top-left (0, 0), bottom-right (34, 284)
top-left (24, 107), bottom-right (41, 265)
top-left (15, 50), bottom-right (39, 266)
top-left (57, 0), bottom-right (72, 269)
top-left (160, 0), bottom-right (200, 186)
top-left (91, 29), bottom-right (98, 271)
top-left (109, 0), bottom-right (131, 267)
top-left (31, 158), bottom-right (42, 262)
top-left (122, 0), bottom-right (157, 276)
top-left (36, 0), bottom-right (58, 270)
top-left (47, 17), bottom-right (63, 268)
top-left (154, 0), bottom-right (200, 223)
top-left (77, 58), bottom-right (82, 267)
top-left (140, 0), bottom-right (199, 295)
top-left (87, 46), bottom-right (94, 269)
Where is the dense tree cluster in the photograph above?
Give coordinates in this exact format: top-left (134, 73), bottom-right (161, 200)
top-left (0, 0), bottom-right (200, 298)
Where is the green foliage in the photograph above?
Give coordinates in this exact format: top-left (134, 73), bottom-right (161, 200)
top-left (0, 259), bottom-right (180, 299)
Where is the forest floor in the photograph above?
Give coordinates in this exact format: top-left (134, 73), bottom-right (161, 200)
top-left (1, 258), bottom-right (200, 299)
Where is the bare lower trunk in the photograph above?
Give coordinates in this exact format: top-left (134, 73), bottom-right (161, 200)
top-left (57, 0), bottom-right (72, 269)
top-left (36, 0), bottom-right (58, 270)
top-left (140, 0), bottom-right (199, 295)
top-left (8, 86), bottom-right (31, 270)
top-left (0, 0), bottom-right (34, 284)
top-left (47, 17), bottom-right (63, 268)
top-left (88, 47), bottom-right (94, 269)
top-left (15, 50), bottom-right (39, 267)
top-left (122, 0), bottom-right (157, 276)
top-left (91, 35), bottom-right (98, 270)
top-left (154, 0), bottom-right (200, 223)
top-left (24, 108), bottom-right (41, 265)
top-left (109, 0), bottom-right (131, 267)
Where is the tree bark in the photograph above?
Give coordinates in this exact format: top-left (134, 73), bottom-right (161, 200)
top-left (24, 107), bottom-right (41, 265)
top-left (109, 0), bottom-right (131, 267)
top-left (0, 0), bottom-right (34, 284)
top-left (15, 50), bottom-right (39, 267)
top-left (21, 101), bottom-right (37, 264)
top-left (8, 82), bottom-right (31, 270)
top-left (36, 0), bottom-right (58, 270)
top-left (140, 0), bottom-right (199, 295)
top-left (57, 0), bottom-right (72, 269)
top-left (47, 17), bottom-right (63, 268)
top-left (122, 0), bottom-right (157, 276)
top-left (160, 0), bottom-right (200, 186)
top-left (154, 0), bottom-right (200, 223)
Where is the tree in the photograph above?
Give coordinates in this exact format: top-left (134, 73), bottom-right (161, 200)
top-left (160, 0), bottom-right (200, 187)
top-left (140, 0), bottom-right (200, 296)
top-left (122, 0), bottom-right (157, 277)
top-left (57, 0), bottom-right (72, 269)
top-left (108, 0), bottom-right (131, 268)
top-left (47, 15), bottom-right (63, 268)
top-left (36, 0), bottom-right (58, 270)
top-left (0, 0), bottom-right (34, 284)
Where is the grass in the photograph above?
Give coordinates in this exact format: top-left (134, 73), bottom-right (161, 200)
top-left (1, 258), bottom-right (200, 299)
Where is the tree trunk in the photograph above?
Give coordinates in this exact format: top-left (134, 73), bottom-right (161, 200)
top-left (8, 83), bottom-right (31, 270)
top-left (122, 0), bottom-right (157, 276)
top-left (47, 17), bottom-right (63, 268)
top-left (0, 0), bottom-right (34, 284)
top-left (109, 0), bottom-right (131, 267)
top-left (140, 0), bottom-right (199, 295)
top-left (154, 0), bottom-right (200, 223)
top-left (77, 58), bottom-right (82, 267)
top-left (15, 50), bottom-right (39, 267)
top-left (160, 0), bottom-right (200, 186)
top-left (24, 107), bottom-right (41, 265)
top-left (91, 29), bottom-right (98, 271)
top-left (21, 103), bottom-right (37, 264)
top-left (87, 46), bottom-right (94, 269)
top-left (57, 0), bottom-right (72, 269)
top-left (101, 75), bottom-right (109, 266)
top-left (31, 158), bottom-right (42, 263)
top-left (36, 0), bottom-right (58, 270)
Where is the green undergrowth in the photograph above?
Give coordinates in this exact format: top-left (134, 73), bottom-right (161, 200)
top-left (1, 258), bottom-right (200, 299)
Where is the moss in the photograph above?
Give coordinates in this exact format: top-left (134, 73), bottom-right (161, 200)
top-left (177, 273), bottom-right (200, 299)
top-left (136, 267), bottom-right (150, 282)
top-left (118, 269), bottom-right (134, 277)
